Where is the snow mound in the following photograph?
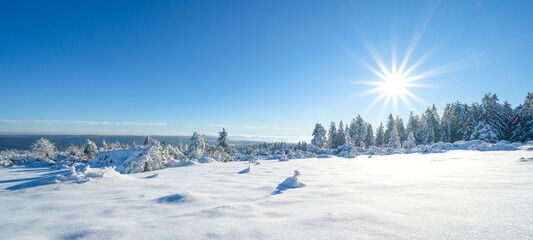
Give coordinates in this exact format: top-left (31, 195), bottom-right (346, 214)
top-left (278, 170), bottom-right (305, 189)
top-left (155, 192), bottom-right (200, 204)
top-left (238, 165), bottom-right (251, 174)
top-left (466, 141), bottom-right (520, 151)
top-left (56, 166), bottom-right (122, 183)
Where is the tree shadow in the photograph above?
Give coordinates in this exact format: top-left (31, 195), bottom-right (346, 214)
top-left (4, 169), bottom-right (69, 191)
top-left (271, 183), bottom-right (305, 195)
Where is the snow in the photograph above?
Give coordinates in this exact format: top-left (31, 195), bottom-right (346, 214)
top-left (1, 148), bottom-right (533, 239)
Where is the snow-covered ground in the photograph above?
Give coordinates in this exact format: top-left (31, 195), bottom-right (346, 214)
top-left (1, 148), bottom-right (533, 239)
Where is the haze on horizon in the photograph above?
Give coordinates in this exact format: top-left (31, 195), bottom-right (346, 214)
top-left (1, 0), bottom-right (532, 137)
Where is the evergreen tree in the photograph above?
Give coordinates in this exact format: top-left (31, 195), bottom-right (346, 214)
top-left (421, 105), bottom-right (440, 144)
top-left (394, 116), bottom-right (407, 146)
top-left (83, 139), bottom-right (98, 157)
top-left (406, 111), bottom-right (422, 145)
top-left (311, 123), bottom-right (327, 149)
top-left (187, 132), bottom-right (207, 159)
top-left (335, 121), bottom-right (348, 147)
top-left (476, 93), bottom-right (506, 140)
top-left (363, 123), bottom-right (374, 148)
top-left (388, 125), bottom-right (401, 149)
top-left (440, 103), bottom-right (460, 143)
top-left (455, 102), bottom-right (477, 140)
top-left (375, 123), bottom-right (385, 147)
top-left (501, 101), bottom-right (518, 141)
top-left (513, 92), bottom-right (533, 141)
top-left (328, 122), bottom-right (337, 149)
top-left (384, 114), bottom-right (395, 144)
top-left (217, 128), bottom-right (230, 152)
top-left (404, 132), bottom-right (417, 149)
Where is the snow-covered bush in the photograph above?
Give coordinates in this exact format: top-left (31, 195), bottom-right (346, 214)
top-left (31, 138), bottom-right (58, 160)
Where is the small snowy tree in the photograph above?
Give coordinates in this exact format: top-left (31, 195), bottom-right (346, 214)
top-left (404, 132), bottom-right (417, 149)
top-left (471, 121), bottom-right (498, 143)
top-left (31, 138), bottom-right (58, 159)
top-left (387, 126), bottom-right (401, 149)
top-left (83, 139), bottom-right (98, 158)
top-left (311, 123), bottom-right (327, 149)
top-left (217, 128), bottom-right (230, 152)
top-left (187, 132), bottom-right (207, 159)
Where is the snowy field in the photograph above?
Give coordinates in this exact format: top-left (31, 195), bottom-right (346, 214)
top-left (1, 148), bottom-right (533, 239)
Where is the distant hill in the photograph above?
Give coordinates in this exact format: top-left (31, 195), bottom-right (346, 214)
top-left (0, 135), bottom-right (260, 151)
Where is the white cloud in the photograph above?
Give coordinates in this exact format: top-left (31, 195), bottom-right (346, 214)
top-left (0, 119), bottom-right (167, 126)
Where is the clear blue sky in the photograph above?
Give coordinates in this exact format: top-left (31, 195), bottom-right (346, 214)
top-left (1, 0), bottom-right (532, 137)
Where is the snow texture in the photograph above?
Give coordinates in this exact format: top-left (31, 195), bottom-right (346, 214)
top-left (2, 147), bottom-right (533, 239)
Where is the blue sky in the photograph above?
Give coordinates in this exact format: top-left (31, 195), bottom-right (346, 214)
top-left (1, 0), bottom-right (532, 137)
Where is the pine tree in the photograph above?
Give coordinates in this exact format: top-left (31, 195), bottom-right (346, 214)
top-left (83, 139), bottom-right (98, 157)
top-left (404, 132), bottom-right (417, 149)
top-left (328, 122), bottom-right (337, 149)
top-left (384, 114), bottom-right (395, 144)
top-left (311, 123), bottom-right (327, 149)
top-left (187, 132), bottom-right (207, 159)
top-left (440, 103), bottom-right (459, 143)
top-left (513, 92), bottom-right (533, 141)
top-left (363, 123), bottom-right (374, 148)
top-left (375, 123), bottom-right (385, 147)
top-left (388, 126), bottom-right (401, 149)
top-left (217, 128), bottom-right (230, 152)
top-left (406, 111), bottom-right (422, 145)
top-left (335, 121), bottom-right (348, 147)
top-left (394, 116), bottom-right (407, 147)
top-left (455, 102), bottom-right (477, 140)
top-left (501, 101), bottom-right (518, 141)
top-left (476, 93), bottom-right (506, 140)
top-left (421, 105), bottom-right (440, 144)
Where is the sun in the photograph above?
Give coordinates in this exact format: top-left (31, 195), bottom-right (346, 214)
top-left (381, 73), bottom-right (408, 96)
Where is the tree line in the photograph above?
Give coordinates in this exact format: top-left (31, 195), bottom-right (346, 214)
top-left (311, 92), bottom-right (533, 149)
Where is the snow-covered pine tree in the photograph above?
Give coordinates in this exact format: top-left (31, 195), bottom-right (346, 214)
top-left (471, 120), bottom-right (498, 143)
top-left (513, 92), bottom-right (533, 141)
top-left (328, 122), bottom-right (337, 149)
top-left (404, 131), bottom-right (417, 149)
top-left (394, 116), bottom-right (407, 147)
top-left (476, 93), bottom-right (506, 141)
top-left (455, 102), bottom-right (477, 141)
top-left (83, 139), bottom-right (98, 157)
top-left (348, 118), bottom-right (357, 144)
top-left (335, 121), bottom-right (348, 148)
top-left (384, 114), bottom-right (395, 145)
top-left (363, 123), bottom-right (374, 148)
top-left (421, 105), bottom-right (440, 144)
top-left (217, 128), bottom-right (230, 152)
top-left (187, 132), bottom-right (207, 159)
top-left (440, 103), bottom-right (460, 143)
top-left (375, 123), bottom-right (385, 147)
top-left (311, 123), bottom-right (327, 149)
top-left (501, 101), bottom-right (518, 141)
top-left (406, 111), bottom-right (422, 145)
top-left (387, 125), bottom-right (401, 149)
top-left (348, 115), bottom-right (366, 147)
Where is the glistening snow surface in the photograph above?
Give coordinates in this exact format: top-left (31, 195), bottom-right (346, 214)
top-left (1, 149), bottom-right (533, 239)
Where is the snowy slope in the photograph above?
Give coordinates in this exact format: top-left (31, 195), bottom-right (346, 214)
top-left (1, 149), bottom-right (533, 239)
